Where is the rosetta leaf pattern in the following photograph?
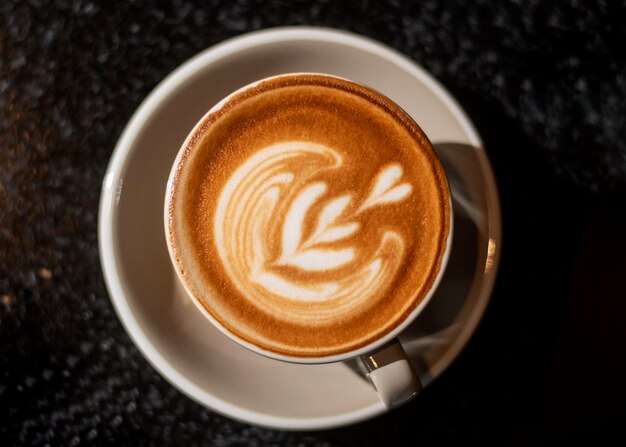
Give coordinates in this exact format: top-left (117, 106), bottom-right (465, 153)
top-left (278, 163), bottom-right (413, 271)
top-left (314, 223), bottom-right (360, 244)
top-left (301, 195), bottom-right (359, 248)
top-left (279, 182), bottom-right (327, 261)
top-left (359, 164), bottom-right (413, 211)
top-left (316, 195), bottom-right (351, 235)
top-left (283, 248), bottom-right (355, 271)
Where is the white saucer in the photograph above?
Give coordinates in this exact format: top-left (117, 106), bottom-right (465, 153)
top-left (98, 27), bottom-right (501, 431)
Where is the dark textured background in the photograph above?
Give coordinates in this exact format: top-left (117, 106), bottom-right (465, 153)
top-left (1, 0), bottom-right (626, 445)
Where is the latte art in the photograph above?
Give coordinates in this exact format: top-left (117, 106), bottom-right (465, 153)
top-left (215, 141), bottom-right (412, 323)
top-left (167, 74), bottom-right (450, 357)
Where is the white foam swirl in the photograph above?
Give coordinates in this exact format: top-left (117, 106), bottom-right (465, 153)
top-left (214, 141), bottom-right (413, 324)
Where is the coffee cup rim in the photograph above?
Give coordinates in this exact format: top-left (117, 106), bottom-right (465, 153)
top-left (164, 72), bottom-right (454, 365)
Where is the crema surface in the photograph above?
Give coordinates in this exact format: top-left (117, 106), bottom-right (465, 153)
top-left (168, 75), bottom-right (450, 357)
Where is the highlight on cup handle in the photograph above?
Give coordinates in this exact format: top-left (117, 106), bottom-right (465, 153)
top-left (360, 340), bottom-right (422, 408)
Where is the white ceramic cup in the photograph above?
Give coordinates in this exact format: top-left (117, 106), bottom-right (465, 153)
top-left (164, 73), bottom-right (453, 409)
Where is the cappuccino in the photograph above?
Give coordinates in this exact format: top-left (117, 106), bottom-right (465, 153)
top-left (167, 74), bottom-right (450, 358)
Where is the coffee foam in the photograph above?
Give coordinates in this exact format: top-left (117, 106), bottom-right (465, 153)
top-left (168, 74), bottom-right (450, 358)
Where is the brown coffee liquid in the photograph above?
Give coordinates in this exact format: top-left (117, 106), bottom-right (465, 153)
top-left (168, 74), bottom-right (450, 358)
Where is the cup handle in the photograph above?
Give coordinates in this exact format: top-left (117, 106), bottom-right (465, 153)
top-left (360, 340), bottom-right (422, 408)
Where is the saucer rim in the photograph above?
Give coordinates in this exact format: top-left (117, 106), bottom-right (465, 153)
top-left (98, 26), bottom-right (501, 430)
